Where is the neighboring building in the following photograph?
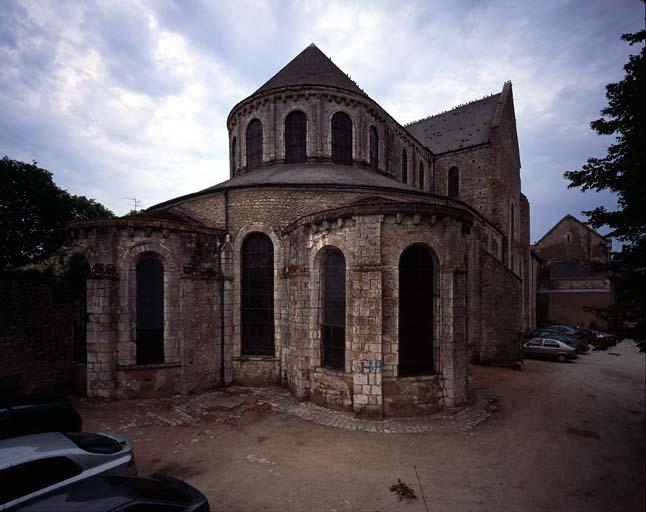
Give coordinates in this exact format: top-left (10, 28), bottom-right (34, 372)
top-left (68, 44), bottom-right (532, 417)
top-left (533, 214), bottom-right (612, 328)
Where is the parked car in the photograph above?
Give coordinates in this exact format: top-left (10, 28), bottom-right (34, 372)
top-left (0, 432), bottom-right (136, 511)
top-left (0, 396), bottom-right (82, 441)
top-left (543, 324), bottom-right (594, 352)
top-left (522, 328), bottom-right (586, 352)
top-left (522, 337), bottom-right (577, 363)
top-left (11, 473), bottom-right (210, 511)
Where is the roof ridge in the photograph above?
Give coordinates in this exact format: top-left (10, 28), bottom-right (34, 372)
top-left (254, 44), bottom-right (367, 97)
top-left (405, 91), bottom-right (501, 127)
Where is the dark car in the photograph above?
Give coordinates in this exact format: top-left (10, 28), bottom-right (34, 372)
top-left (0, 396), bottom-right (82, 441)
top-left (12, 473), bottom-right (210, 512)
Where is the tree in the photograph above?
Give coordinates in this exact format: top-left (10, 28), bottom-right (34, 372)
top-left (564, 27), bottom-right (646, 345)
top-left (0, 156), bottom-right (114, 271)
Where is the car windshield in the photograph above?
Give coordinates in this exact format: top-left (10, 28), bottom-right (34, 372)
top-left (65, 433), bottom-right (124, 454)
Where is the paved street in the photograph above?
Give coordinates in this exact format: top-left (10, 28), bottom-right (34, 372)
top-left (79, 341), bottom-right (645, 512)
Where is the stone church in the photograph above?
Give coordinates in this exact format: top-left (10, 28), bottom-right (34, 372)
top-left (69, 44), bottom-right (533, 417)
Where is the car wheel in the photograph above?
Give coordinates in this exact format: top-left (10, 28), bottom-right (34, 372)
top-left (557, 354), bottom-right (567, 363)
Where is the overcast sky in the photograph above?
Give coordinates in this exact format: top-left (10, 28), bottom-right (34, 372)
top-left (1, 0), bottom-right (643, 242)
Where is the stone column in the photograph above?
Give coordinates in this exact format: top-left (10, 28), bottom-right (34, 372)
top-left (350, 215), bottom-right (384, 418)
top-left (86, 270), bottom-right (118, 398)
top-left (440, 269), bottom-right (468, 408)
top-left (221, 242), bottom-right (235, 385)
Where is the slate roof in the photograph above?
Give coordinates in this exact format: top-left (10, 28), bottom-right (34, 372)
top-left (151, 164), bottom-right (425, 209)
top-left (254, 43), bottom-right (366, 96)
top-left (202, 164), bottom-right (420, 192)
top-left (121, 208), bottom-right (204, 225)
top-left (405, 93), bottom-right (501, 154)
top-left (549, 261), bottom-right (606, 280)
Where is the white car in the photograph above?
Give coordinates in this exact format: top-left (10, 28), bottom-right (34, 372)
top-left (0, 431), bottom-right (136, 510)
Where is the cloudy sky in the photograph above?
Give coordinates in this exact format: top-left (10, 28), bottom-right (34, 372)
top-left (1, 0), bottom-right (642, 242)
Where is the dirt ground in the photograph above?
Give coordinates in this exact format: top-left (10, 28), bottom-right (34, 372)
top-left (77, 341), bottom-right (645, 512)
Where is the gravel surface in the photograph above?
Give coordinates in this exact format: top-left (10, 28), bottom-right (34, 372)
top-left (76, 340), bottom-right (645, 512)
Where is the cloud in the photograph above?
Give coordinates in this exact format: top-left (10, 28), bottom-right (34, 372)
top-left (0, 0), bottom-right (642, 242)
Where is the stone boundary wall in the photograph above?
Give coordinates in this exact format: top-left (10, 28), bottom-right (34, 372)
top-left (0, 274), bottom-right (75, 397)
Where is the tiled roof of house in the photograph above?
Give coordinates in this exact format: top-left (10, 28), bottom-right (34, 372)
top-left (405, 93), bottom-right (501, 154)
top-left (254, 43), bottom-right (366, 96)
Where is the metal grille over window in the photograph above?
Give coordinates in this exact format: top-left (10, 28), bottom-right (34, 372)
top-left (241, 233), bottom-right (275, 356)
top-left (136, 254), bottom-right (164, 365)
top-left (321, 249), bottom-right (346, 370)
top-left (401, 149), bottom-right (408, 184)
top-left (369, 126), bottom-right (379, 172)
top-left (399, 245), bottom-right (434, 376)
top-left (331, 112), bottom-right (352, 165)
top-left (285, 111), bottom-right (307, 163)
top-left (448, 166), bottom-right (459, 197)
top-left (246, 119), bottom-right (263, 170)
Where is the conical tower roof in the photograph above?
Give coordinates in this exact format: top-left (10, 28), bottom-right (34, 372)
top-left (254, 43), bottom-right (366, 96)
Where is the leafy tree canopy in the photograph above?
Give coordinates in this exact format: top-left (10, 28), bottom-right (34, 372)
top-left (0, 156), bottom-right (114, 271)
top-left (564, 28), bottom-right (646, 343)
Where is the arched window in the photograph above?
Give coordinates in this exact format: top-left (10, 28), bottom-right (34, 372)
top-left (285, 111), bottom-right (307, 163)
top-left (321, 249), bottom-right (346, 370)
top-left (401, 149), bottom-right (408, 184)
top-left (369, 125), bottom-right (379, 172)
top-left (231, 137), bottom-right (237, 175)
top-left (246, 119), bottom-right (263, 170)
top-left (399, 245), bottom-right (434, 376)
top-left (448, 166), bottom-right (459, 198)
top-left (241, 233), bottom-right (274, 355)
top-left (136, 253), bottom-right (164, 365)
top-left (331, 112), bottom-right (352, 165)
top-left (419, 163), bottom-right (425, 190)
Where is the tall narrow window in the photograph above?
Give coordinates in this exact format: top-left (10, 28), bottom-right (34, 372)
top-left (246, 119), bottom-right (263, 170)
top-left (331, 112), bottom-right (352, 165)
top-left (285, 111), bottom-right (307, 163)
top-left (321, 249), bottom-right (346, 370)
top-left (448, 166), bottom-right (459, 197)
top-left (241, 233), bottom-right (274, 355)
top-left (231, 137), bottom-right (237, 175)
top-left (71, 257), bottom-right (90, 367)
top-left (401, 149), bottom-right (408, 184)
top-left (136, 253), bottom-right (164, 365)
top-left (369, 126), bottom-right (379, 172)
top-left (511, 202), bottom-right (515, 239)
top-left (419, 163), bottom-right (425, 190)
top-left (399, 245), bottom-right (434, 376)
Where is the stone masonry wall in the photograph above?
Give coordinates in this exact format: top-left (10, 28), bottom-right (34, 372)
top-left (477, 249), bottom-right (523, 363)
top-left (534, 216), bottom-right (610, 264)
top-left (69, 220), bottom-right (221, 398)
top-left (0, 274), bottom-right (75, 397)
top-left (227, 85), bottom-right (433, 192)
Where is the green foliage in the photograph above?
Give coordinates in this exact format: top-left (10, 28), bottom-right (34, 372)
top-left (563, 28), bottom-right (646, 345)
top-left (0, 156), bottom-right (114, 271)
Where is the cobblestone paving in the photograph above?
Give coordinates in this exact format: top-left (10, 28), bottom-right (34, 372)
top-left (82, 382), bottom-right (495, 434)
top-left (240, 386), bottom-right (493, 434)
